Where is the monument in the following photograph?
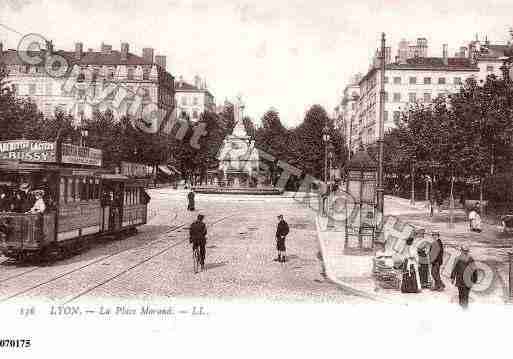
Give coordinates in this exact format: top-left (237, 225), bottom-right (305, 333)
top-left (194, 97), bottom-right (281, 195)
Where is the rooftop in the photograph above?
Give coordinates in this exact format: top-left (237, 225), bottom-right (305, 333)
top-left (359, 56), bottom-right (479, 84)
top-left (0, 49), bottom-right (155, 66)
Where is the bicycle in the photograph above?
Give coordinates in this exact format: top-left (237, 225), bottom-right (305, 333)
top-left (192, 245), bottom-right (201, 274)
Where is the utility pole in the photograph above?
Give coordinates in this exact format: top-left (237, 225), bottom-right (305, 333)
top-left (376, 33), bottom-right (386, 217)
top-left (410, 161), bottom-right (415, 206)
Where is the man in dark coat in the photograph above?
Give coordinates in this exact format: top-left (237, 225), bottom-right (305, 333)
top-left (14, 183), bottom-right (35, 213)
top-left (450, 245), bottom-right (478, 309)
top-left (429, 231), bottom-right (445, 291)
top-left (189, 214), bottom-right (207, 272)
top-left (0, 186), bottom-right (10, 212)
top-left (187, 189), bottom-right (195, 211)
top-left (275, 215), bottom-right (290, 263)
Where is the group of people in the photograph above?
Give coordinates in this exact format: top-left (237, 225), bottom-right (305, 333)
top-left (400, 231), bottom-right (478, 309)
top-left (0, 183), bottom-right (47, 214)
top-left (401, 231), bottom-right (445, 294)
top-left (187, 209), bottom-right (291, 274)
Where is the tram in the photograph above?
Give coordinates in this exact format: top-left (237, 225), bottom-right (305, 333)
top-left (0, 139), bottom-right (151, 261)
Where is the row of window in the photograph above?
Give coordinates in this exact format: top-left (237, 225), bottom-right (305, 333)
top-left (15, 82), bottom-right (153, 100)
top-left (124, 187), bottom-right (143, 206)
top-left (384, 91), bottom-right (449, 103)
top-left (59, 177), bottom-right (143, 205)
top-left (180, 96), bottom-right (201, 106)
top-left (59, 177), bottom-right (101, 204)
top-left (384, 76), bottom-right (462, 85)
top-left (179, 109), bottom-right (201, 120)
top-left (383, 111), bottom-right (402, 123)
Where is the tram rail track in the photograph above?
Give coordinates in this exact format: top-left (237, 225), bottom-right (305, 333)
top-left (0, 213), bottom-right (234, 303)
top-left (0, 211), bottom-right (181, 284)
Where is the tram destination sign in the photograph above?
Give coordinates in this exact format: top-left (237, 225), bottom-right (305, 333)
top-left (120, 161), bottom-right (153, 178)
top-left (0, 140), bottom-right (56, 162)
top-left (61, 144), bottom-right (103, 167)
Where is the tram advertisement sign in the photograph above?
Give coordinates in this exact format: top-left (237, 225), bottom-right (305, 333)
top-left (120, 161), bottom-right (153, 178)
top-left (61, 144), bottom-right (103, 167)
top-left (0, 140), bottom-right (56, 162)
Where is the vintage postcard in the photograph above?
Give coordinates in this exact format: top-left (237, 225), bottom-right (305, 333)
top-left (1, 0), bottom-right (513, 357)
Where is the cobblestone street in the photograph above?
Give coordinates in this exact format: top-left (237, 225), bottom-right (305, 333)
top-left (0, 189), bottom-right (364, 304)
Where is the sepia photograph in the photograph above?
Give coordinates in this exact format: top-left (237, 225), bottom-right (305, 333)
top-left (1, 0), bottom-right (513, 357)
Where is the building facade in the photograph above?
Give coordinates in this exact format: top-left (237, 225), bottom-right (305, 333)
top-left (339, 74), bottom-right (362, 151)
top-left (0, 40), bottom-right (175, 131)
top-left (175, 75), bottom-right (215, 121)
top-left (340, 37), bottom-right (513, 151)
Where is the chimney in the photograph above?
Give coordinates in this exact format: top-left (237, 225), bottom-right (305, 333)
top-left (101, 43), bottom-right (112, 53)
top-left (0, 41), bottom-right (3, 55)
top-left (120, 42), bottom-right (129, 61)
top-left (442, 44), bottom-right (448, 65)
top-left (75, 42), bottom-right (83, 60)
top-left (142, 47), bottom-right (154, 63)
top-left (178, 75), bottom-right (183, 87)
top-left (155, 55), bottom-right (166, 70)
top-left (194, 75), bottom-right (201, 89)
top-left (459, 46), bottom-right (467, 58)
top-left (46, 40), bottom-right (54, 53)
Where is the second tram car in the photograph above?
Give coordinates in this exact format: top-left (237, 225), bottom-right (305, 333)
top-left (0, 139), bottom-right (151, 261)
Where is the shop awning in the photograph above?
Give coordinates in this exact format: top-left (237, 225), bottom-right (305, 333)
top-left (158, 165), bottom-right (173, 176)
top-left (158, 165), bottom-right (181, 176)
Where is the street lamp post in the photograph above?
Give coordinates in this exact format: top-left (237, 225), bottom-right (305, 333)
top-left (322, 125), bottom-right (331, 217)
top-left (376, 32), bottom-right (386, 217)
top-left (79, 113), bottom-right (88, 147)
top-left (322, 126), bottom-right (331, 183)
top-left (328, 148), bottom-right (334, 184)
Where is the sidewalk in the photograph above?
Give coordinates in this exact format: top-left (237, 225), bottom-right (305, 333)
top-left (316, 214), bottom-right (507, 306)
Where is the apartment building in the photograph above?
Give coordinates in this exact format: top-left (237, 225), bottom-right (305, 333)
top-left (175, 75), bottom-right (215, 121)
top-left (0, 40), bottom-right (175, 131)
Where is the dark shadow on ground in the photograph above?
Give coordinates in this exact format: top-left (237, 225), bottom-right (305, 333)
top-left (204, 261), bottom-right (228, 270)
top-left (2, 224), bottom-right (173, 268)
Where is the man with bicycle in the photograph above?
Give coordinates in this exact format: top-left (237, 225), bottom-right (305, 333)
top-left (190, 214), bottom-right (207, 272)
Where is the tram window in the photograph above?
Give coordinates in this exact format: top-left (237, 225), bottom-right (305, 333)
top-left (67, 178), bottom-right (73, 203)
top-left (95, 179), bottom-right (100, 199)
top-left (60, 178), bottom-right (66, 203)
top-left (81, 178), bottom-right (86, 201)
top-left (74, 178), bottom-right (80, 202)
top-left (88, 178), bottom-right (93, 200)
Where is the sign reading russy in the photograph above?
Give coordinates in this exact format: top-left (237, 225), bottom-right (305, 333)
top-left (0, 140), bottom-right (102, 166)
top-left (0, 140), bottom-right (56, 162)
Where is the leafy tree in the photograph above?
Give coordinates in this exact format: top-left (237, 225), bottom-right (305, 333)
top-left (0, 67), bottom-right (45, 140)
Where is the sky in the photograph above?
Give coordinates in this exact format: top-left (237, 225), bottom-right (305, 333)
top-left (1, 0), bottom-right (513, 127)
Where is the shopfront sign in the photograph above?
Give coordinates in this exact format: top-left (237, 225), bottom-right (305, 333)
top-left (0, 140), bottom-right (56, 162)
top-left (61, 144), bottom-right (103, 167)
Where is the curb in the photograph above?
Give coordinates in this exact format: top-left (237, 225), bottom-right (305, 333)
top-left (314, 216), bottom-right (389, 303)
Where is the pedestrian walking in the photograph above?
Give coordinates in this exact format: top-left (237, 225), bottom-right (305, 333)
top-left (417, 243), bottom-right (430, 289)
top-left (468, 203), bottom-right (482, 233)
top-left (187, 188), bottom-right (195, 211)
top-left (401, 235), bottom-right (421, 293)
top-left (274, 214), bottom-right (289, 263)
top-left (450, 245), bottom-right (478, 309)
top-left (189, 214), bottom-right (207, 272)
top-left (429, 231), bottom-right (445, 291)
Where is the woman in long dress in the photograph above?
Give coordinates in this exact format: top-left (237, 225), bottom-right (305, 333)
top-left (469, 205), bottom-right (482, 232)
top-left (401, 236), bottom-right (422, 293)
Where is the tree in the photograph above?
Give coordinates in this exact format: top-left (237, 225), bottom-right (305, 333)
top-left (0, 67), bottom-right (45, 140)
